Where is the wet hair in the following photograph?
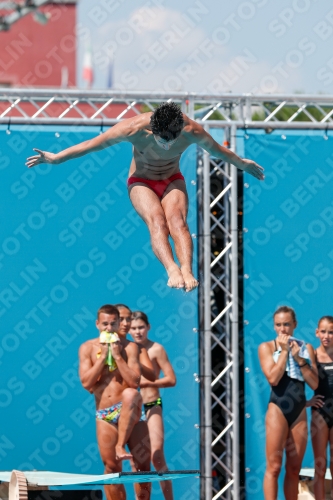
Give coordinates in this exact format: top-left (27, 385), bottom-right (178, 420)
top-left (115, 303), bottom-right (132, 313)
top-left (97, 304), bottom-right (119, 320)
top-left (273, 306), bottom-right (297, 323)
top-left (318, 315), bottom-right (333, 327)
top-left (150, 102), bottom-right (184, 141)
top-left (131, 310), bottom-right (150, 326)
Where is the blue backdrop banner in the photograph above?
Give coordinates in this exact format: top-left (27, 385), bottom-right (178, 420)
top-left (1, 125), bottom-right (199, 500)
top-left (242, 129), bottom-right (333, 499)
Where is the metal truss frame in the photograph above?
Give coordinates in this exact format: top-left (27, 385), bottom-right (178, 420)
top-left (197, 124), bottom-right (239, 500)
top-left (3, 89), bottom-right (333, 500)
top-left (0, 0), bottom-right (77, 32)
top-left (1, 89), bottom-right (333, 128)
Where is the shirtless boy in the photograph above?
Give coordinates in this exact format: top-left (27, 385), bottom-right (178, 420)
top-left (130, 311), bottom-right (176, 500)
top-left (116, 303), bottom-right (155, 383)
top-left (115, 303), bottom-right (155, 498)
top-left (26, 102), bottom-right (264, 292)
top-left (78, 304), bottom-right (151, 500)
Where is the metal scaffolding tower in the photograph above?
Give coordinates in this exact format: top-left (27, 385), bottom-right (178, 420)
top-left (0, 0), bottom-right (76, 32)
top-left (2, 88), bottom-right (333, 500)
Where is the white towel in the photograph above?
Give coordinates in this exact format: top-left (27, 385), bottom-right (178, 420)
top-left (273, 336), bottom-right (310, 382)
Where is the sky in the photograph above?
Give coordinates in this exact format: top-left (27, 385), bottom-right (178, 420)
top-left (77, 0), bottom-right (333, 95)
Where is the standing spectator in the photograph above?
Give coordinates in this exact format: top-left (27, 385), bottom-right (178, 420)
top-left (307, 315), bottom-right (333, 499)
top-left (258, 306), bottom-right (318, 500)
top-left (130, 311), bottom-right (176, 500)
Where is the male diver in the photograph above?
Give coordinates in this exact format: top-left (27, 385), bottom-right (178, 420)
top-left (26, 102), bottom-right (264, 291)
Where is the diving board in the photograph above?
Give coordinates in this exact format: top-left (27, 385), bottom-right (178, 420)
top-left (0, 469), bottom-right (200, 485)
top-left (1, 469), bottom-right (200, 500)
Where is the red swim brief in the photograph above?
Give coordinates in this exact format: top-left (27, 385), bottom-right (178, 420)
top-left (127, 172), bottom-right (185, 200)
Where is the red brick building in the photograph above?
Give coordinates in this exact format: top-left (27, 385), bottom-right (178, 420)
top-left (0, 1), bottom-right (77, 87)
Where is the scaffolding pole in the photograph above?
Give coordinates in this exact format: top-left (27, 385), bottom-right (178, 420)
top-left (230, 125), bottom-right (240, 500)
top-left (203, 125), bottom-right (212, 499)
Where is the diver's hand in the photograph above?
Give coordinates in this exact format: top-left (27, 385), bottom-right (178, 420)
top-left (306, 395), bottom-right (324, 408)
top-left (239, 159), bottom-right (264, 180)
top-left (99, 343), bottom-right (109, 361)
top-left (290, 341), bottom-right (301, 363)
top-left (26, 149), bottom-right (59, 168)
top-left (278, 334), bottom-right (290, 352)
top-left (110, 341), bottom-right (123, 361)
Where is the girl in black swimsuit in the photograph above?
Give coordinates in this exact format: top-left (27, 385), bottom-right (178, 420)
top-left (258, 306), bottom-right (318, 500)
top-left (307, 315), bottom-right (333, 500)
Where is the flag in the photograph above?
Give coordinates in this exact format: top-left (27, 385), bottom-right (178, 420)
top-left (61, 66), bottom-right (68, 88)
top-left (83, 45), bottom-right (93, 88)
top-left (107, 57), bottom-right (113, 89)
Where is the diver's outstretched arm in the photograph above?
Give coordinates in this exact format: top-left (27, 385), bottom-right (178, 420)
top-left (190, 122), bottom-right (265, 180)
top-left (26, 120), bottom-right (130, 168)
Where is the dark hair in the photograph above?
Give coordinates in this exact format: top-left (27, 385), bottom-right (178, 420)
top-left (97, 304), bottom-right (119, 319)
top-left (131, 310), bottom-right (149, 326)
top-left (273, 306), bottom-right (297, 323)
top-left (318, 316), bottom-right (333, 327)
top-left (150, 102), bottom-right (184, 141)
top-left (115, 304), bottom-right (132, 312)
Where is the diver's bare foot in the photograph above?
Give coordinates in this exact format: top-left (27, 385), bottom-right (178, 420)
top-left (181, 269), bottom-right (199, 292)
top-left (115, 445), bottom-right (133, 461)
top-left (167, 267), bottom-right (185, 289)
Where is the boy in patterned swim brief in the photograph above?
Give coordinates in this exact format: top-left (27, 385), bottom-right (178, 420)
top-left (78, 304), bottom-right (151, 500)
